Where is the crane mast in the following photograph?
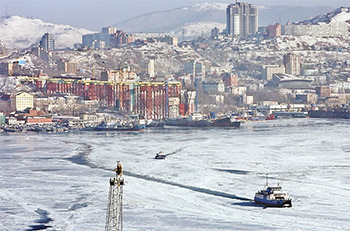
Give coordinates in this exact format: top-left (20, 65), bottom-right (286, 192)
top-left (105, 162), bottom-right (124, 231)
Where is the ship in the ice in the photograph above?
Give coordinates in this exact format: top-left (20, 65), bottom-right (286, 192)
top-left (254, 178), bottom-right (292, 207)
top-left (308, 106), bottom-right (350, 119)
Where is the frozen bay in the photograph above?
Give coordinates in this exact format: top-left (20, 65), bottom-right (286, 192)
top-left (0, 118), bottom-right (349, 230)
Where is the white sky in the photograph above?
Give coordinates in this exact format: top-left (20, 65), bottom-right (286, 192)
top-left (0, 0), bottom-right (349, 30)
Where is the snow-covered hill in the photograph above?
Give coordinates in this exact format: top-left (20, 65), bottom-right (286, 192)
top-left (115, 2), bottom-right (333, 35)
top-left (0, 16), bottom-right (94, 50)
top-left (168, 22), bottom-right (225, 40)
top-left (297, 7), bottom-right (350, 24)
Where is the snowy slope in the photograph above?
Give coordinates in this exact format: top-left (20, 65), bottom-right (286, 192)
top-left (0, 16), bottom-right (94, 50)
top-left (168, 22), bottom-right (225, 39)
top-left (297, 7), bottom-right (350, 24)
top-left (115, 2), bottom-right (333, 34)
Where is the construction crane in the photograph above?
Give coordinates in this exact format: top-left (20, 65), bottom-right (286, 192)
top-left (105, 161), bottom-right (124, 231)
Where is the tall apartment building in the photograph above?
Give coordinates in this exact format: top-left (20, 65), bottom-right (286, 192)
top-left (226, 2), bottom-right (258, 36)
top-left (283, 53), bottom-right (301, 76)
top-left (40, 33), bottom-right (55, 51)
top-left (102, 26), bottom-right (117, 34)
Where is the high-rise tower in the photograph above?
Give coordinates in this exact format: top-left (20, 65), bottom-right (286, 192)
top-left (226, 2), bottom-right (258, 36)
top-left (39, 33), bottom-right (55, 51)
top-left (283, 53), bottom-right (301, 76)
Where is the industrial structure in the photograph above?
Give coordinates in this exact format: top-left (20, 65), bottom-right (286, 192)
top-left (105, 162), bottom-right (124, 231)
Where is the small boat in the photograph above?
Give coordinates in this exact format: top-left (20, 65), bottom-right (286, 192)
top-left (154, 151), bottom-right (167, 159)
top-left (265, 115), bottom-right (276, 120)
top-left (254, 177), bottom-right (292, 207)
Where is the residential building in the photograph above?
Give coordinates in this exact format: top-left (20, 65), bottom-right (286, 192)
top-left (10, 92), bottom-right (34, 111)
top-left (82, 33), bottom-right (111, 48)
top-left (0, 62), bottom-right (13, 75)
top-left (226, 2), bottom-right (258, 36)
top-left (111, 31), bottom-right (134, 47)
top-left (211, 27), bottom-right (220, 39)
top-left (39, 33), bottom-right (55, 51)
top-left (202, 80), bottom-right (225, 94)
top-left (168, 97), bottom-right (180, 119)
top-left (316, 86), bottom-right (331, 98)
top-left (283, 53), bottom-right (301, 76)
top-left (266, 23), bottom-right (281, 38)
top-left (231, 86), bottom-right (247, 95)
top-left (59, 60), bottom-right (77, 74)
top-left (262, 65), bottom-right (285, 80)
top-left (284, 7), bottom-right (350, 37)
top-left (221, 73), bottom-right (239, 90)
top-left (0, 94), bottom-right (11, 114)
top-left (101, 70), bottom-right (122, 82)
top-left (102, 26), bottom-right (117, 34)
top-left (184, 61), bottom-right (195, 75)
top-left (184, 60), bottom-right (205, 76)
top-left (284, 22), bottom-right (349, 37)
top-left (163, 36), bottom-right (178, 46)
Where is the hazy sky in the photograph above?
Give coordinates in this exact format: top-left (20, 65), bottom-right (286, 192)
top-left (1, 0), bottom-right (349, 30)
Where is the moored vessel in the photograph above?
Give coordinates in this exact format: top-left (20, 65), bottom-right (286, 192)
top-left (308, 107), bottom-right (350, 119)
top-left (94, 121), bottom-right (145, 131)
top-left (210, 117), bottom-right (241, 127)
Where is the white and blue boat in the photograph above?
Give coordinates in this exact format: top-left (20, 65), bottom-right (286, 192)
top-left (254, 179), bottom-right (292, 207)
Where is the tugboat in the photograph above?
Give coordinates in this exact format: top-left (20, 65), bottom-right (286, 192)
top-left (254, 177), bottom-right (292, 207)
top-left (154, 151), bottom-right (167, 159)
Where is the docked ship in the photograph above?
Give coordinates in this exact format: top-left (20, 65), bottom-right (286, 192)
top-left (308, 107), bottom-right (350, 119)
top-left (166, 113), bottom-right (240, 128)
top-left (165, 118), bottom-right (191, 127)
top-left (94, 121), bottom-right (145, 131)
top-left (166, 113), bottom-right (210, 127)
top-left (254, 180), bottom-right (292, 207)
top-left (272, 111), bottom-right (308, 118)
top-left (210, 117), bottom-right (241, 128)
top-left (146, 120), bottom-right (165, 128)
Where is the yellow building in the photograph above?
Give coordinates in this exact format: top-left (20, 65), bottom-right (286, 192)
top-left (11, 92), bottom-right (34, 111)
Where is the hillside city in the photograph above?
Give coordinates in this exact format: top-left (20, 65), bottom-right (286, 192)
top-left (1, 2), bottom-right (350, 131)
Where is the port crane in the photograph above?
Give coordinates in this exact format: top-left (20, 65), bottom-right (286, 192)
top-left (105, 162), bottom-right (124, 231)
